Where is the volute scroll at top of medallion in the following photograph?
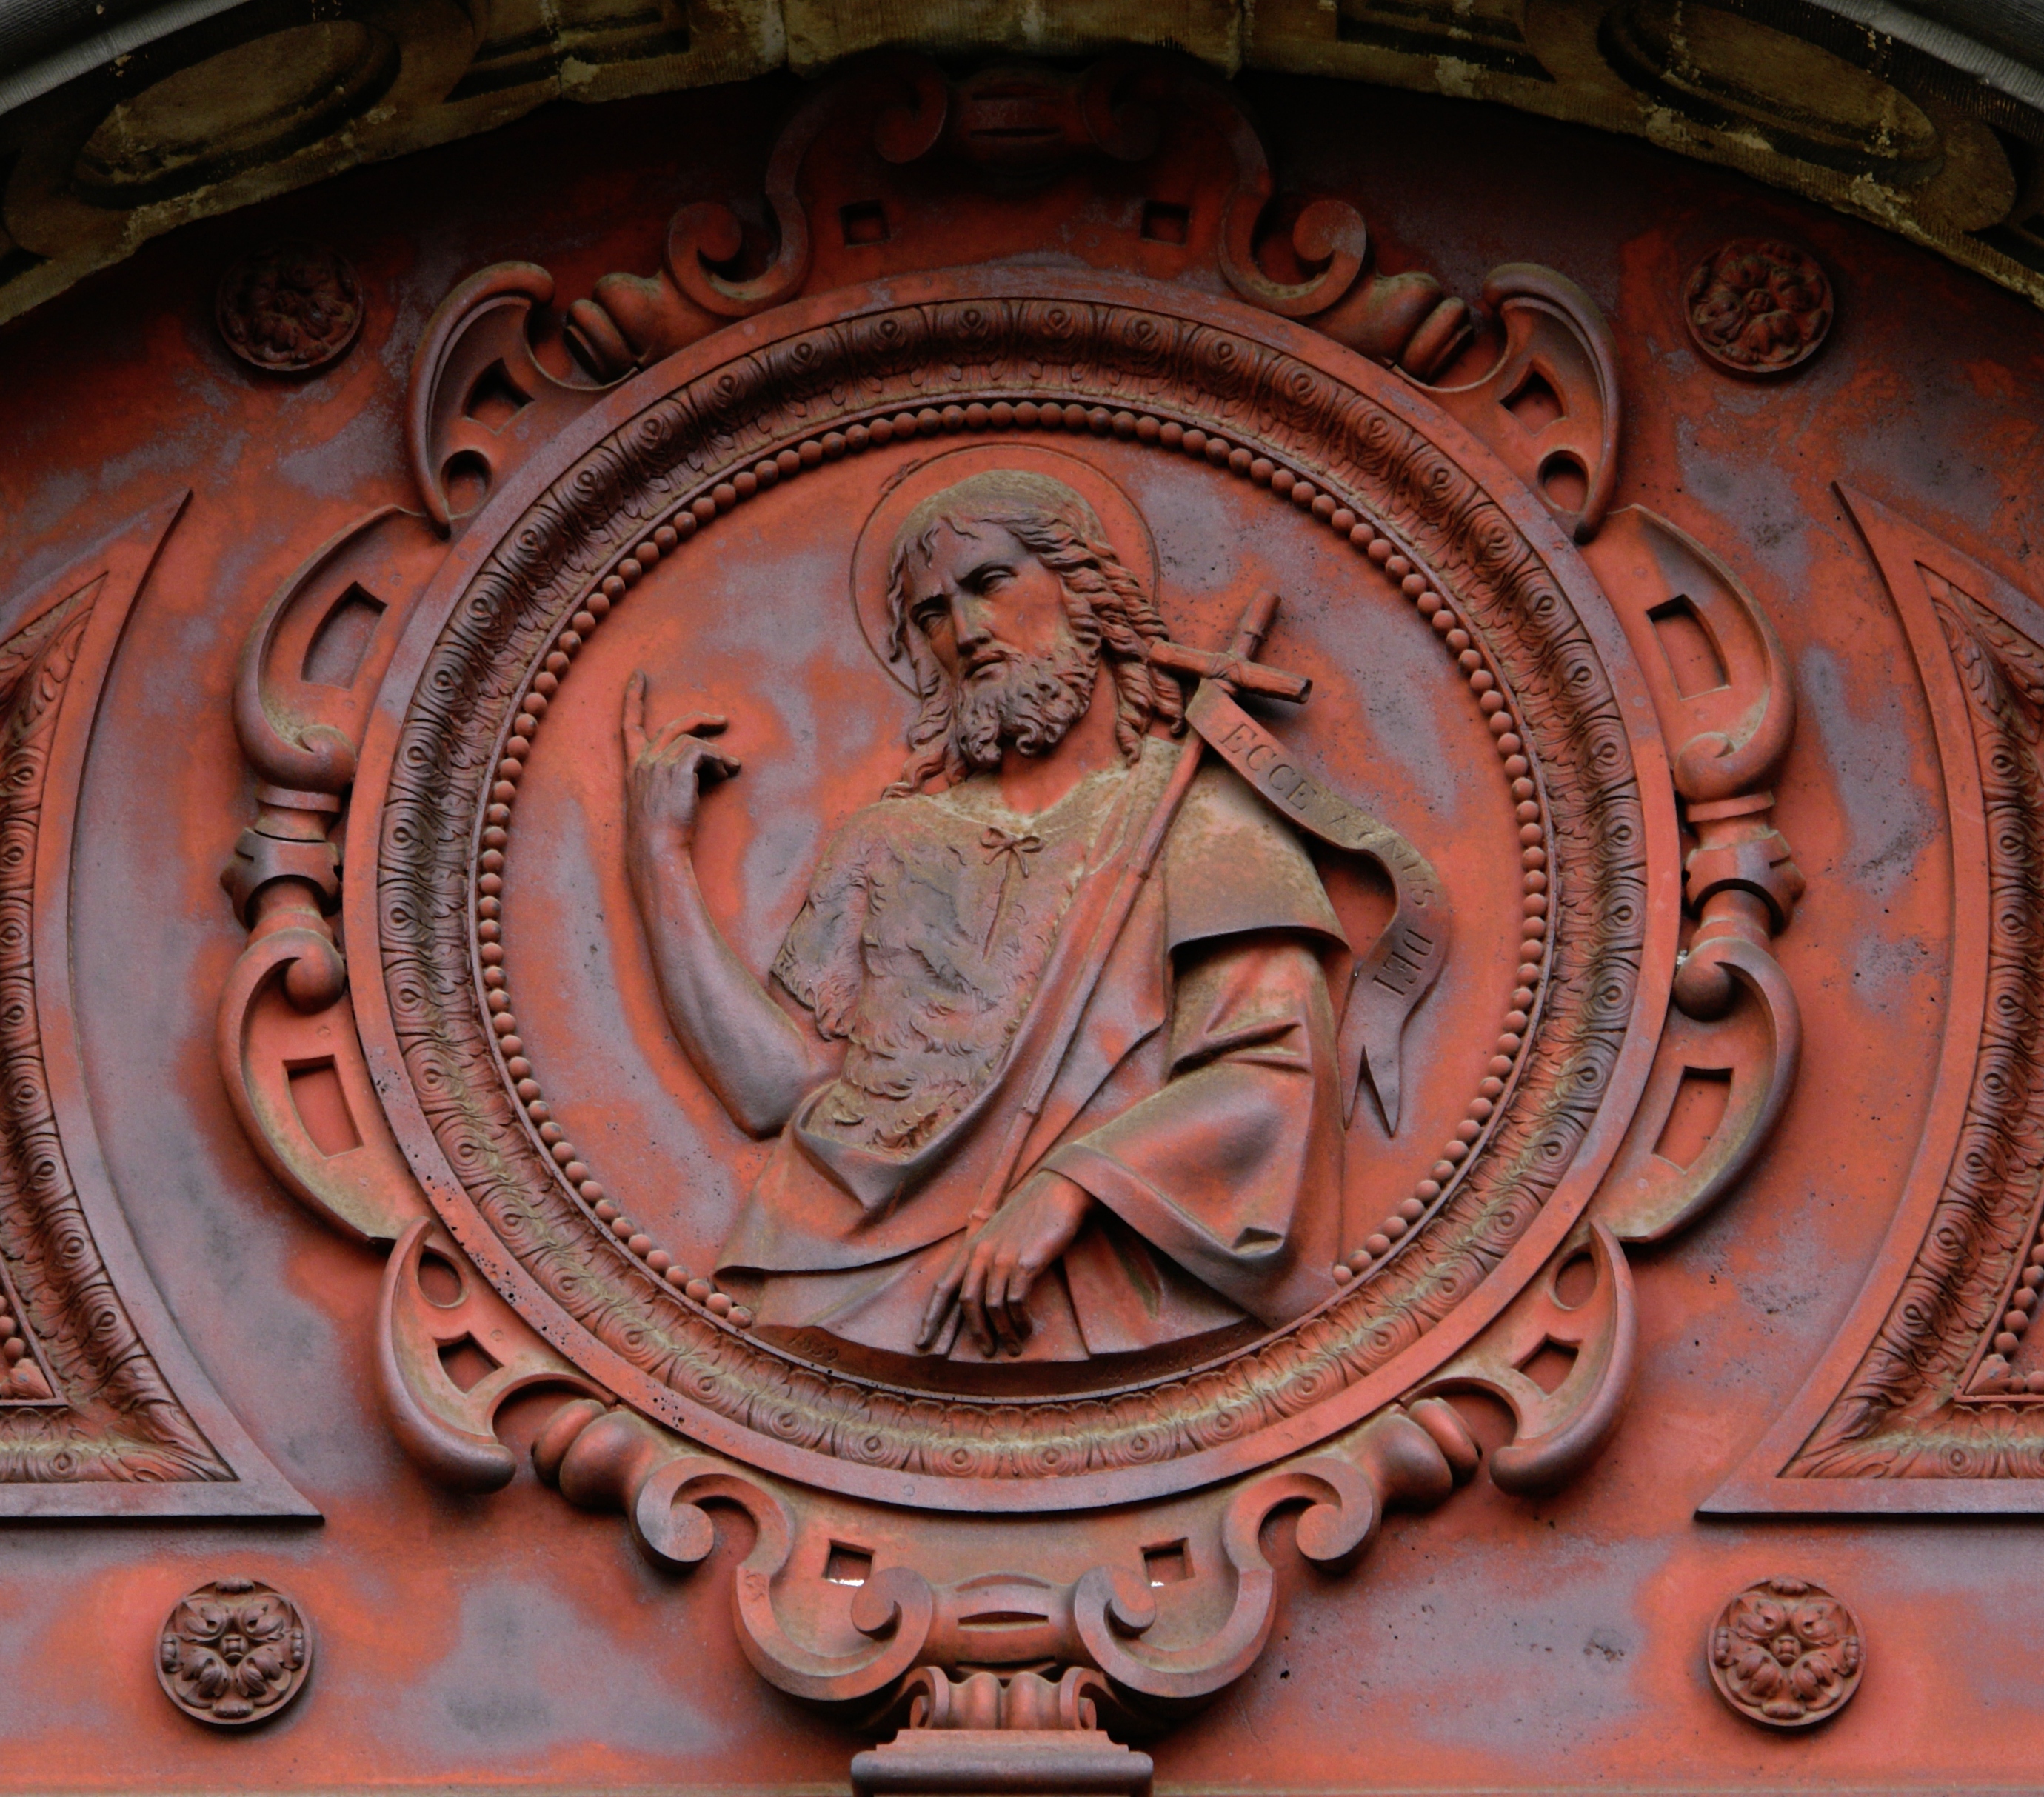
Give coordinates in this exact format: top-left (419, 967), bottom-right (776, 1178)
top-left (403, 53), bottom-right (1517, 538)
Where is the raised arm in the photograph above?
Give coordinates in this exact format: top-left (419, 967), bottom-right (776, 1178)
top-left (621, 673), bottom-right (836, 1137)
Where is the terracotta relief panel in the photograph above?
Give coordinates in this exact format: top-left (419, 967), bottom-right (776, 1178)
top-left (4, 50), bottom-right (2044, 1797)
top-left (1709, 487), bottom-right (2044, 1508)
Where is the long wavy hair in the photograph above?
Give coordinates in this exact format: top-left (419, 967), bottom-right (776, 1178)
top-left (883, 471), bottom-right (1182, 797)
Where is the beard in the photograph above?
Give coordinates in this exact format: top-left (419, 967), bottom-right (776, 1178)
top-left (951, 636), bottom-right (1099, 771)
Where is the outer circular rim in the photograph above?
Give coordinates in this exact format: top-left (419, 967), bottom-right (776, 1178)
top-left (347, 267), bottom-right (1680, 1512)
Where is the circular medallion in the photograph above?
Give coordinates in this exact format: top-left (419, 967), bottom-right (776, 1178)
top-left (156, 1577), bottom-right (313, 1727)
top-left (351, 271), bottom-right (1676, 1509)
top-left (1709, 1576), bottom-right (1863, 1727)
top-left (216, 241), bottom-right (364, 373)
top-left (1683, 239), bottom-right (1832, 376)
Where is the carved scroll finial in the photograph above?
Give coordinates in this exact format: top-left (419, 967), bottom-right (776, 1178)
top-left (1585, 507), bottom-right (1803, 1246)
top-left (1411, 1223), bottom-right (1638, 1493)
top-left (544, 1405), bottom-right (940, 1708)
top-left (406, 267), bottom-right (615, 532)
top-left (1409, 266), bottom-right (1620, 544)
top-left (375, 1220), bottom-right (607, 1492)
top-left (1073, 1410), bottom-right (1459, 1718)
top-left (218, 508), bottom-right (440, 1245)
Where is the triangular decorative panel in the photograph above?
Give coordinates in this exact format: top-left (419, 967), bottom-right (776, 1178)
top-left (0, 496), bottom-right (313, 1516)
top-left (1706, 484), bottom-right (2044, 1513)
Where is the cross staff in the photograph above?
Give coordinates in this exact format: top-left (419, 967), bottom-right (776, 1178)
top-left (1180, 683), bottom-right (1449, 1133)
top-left (917, 589), bottom-right (1449, 1353)
top-left (916, 587), bottom-right (1307, 1350)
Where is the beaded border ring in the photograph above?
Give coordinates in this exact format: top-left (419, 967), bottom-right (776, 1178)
top-left (472, 399), bottom-right (1550, 1333)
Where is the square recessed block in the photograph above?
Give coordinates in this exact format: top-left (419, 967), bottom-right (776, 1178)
top-left (1141, 201), bottom-right (1190, 245)
top-left (840, 201), bottom-right (889, 246)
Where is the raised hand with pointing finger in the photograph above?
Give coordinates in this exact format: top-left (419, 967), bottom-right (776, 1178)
top-left (620, 673), bottom-right (836, 1140)
top-left (622, 670), bottom-right (741, 853)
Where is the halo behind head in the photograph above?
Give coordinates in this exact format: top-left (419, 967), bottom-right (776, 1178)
top-left (850, 445), bottom-right (1159, 691)
top-left (892, 469), bottom-right (1108, 569)
top-left (888, 470), bottom-right (1112, 659)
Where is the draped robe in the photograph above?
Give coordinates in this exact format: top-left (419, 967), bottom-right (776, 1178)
top-left (714, 737), bottom-right (1348, 1364)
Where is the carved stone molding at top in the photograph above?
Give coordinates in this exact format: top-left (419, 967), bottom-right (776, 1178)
top-left (1708, 486), bottom-right (2044, 1512)
top-left (0, 498), bottom-right (312, 1516)
top-left (7, 0), bottom-right (2044, 334)
top-left (1244, 0), bottom-right (2040, 309)
top-left (557, 55), bottom-right (1474, 381)
top-left (0, 0), bottom-right (784, 330)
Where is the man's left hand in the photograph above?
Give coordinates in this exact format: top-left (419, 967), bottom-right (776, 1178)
top-left (938, 1172), bottom-right (1092, 1358)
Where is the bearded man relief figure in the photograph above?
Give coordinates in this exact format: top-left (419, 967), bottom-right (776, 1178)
top-left (621, 470), bottom-right (1445, 1375)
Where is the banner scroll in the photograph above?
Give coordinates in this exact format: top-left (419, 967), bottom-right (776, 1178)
top-left (1186, 681), bottom-right (1450, 1133)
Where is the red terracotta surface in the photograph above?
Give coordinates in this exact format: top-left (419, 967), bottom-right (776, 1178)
top-left (0, 65), bottom-right (2040, 1794)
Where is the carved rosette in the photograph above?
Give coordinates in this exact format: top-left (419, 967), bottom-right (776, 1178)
top-left (1683, 240), bottom-right (1833, 378)
top-left (216, 241), bottom-right (364, 374)
top-left (1707, 1577), bottom-right (1863, 1727)
top-left (157, 1576), bottom-right (313, 1727)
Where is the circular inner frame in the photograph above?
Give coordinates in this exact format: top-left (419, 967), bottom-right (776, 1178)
top-left (479, 404), bottom-right (1552, 1324)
